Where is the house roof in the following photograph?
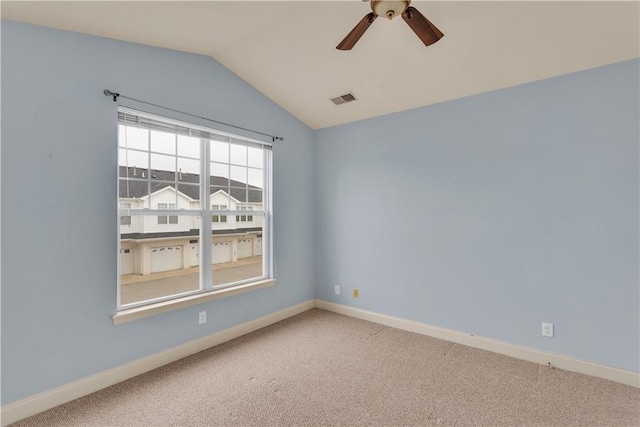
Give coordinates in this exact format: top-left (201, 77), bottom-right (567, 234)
top-left (119, 166), bottom-right (262, 203)
top-left (121, 227), bottom-right (263, 241)
top-left (2, 2), bottom-right (638, 129)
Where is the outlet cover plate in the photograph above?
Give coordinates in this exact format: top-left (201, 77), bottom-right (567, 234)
top-left (542, 322), bottom-right (554, 337)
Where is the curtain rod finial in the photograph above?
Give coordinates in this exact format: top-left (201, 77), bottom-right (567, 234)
top-left (103, 89), bottom-right (120, 102)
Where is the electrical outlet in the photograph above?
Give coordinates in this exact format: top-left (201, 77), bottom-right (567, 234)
top-left (199, 311), bottom-right (207, 325)
top-left (542, 322), bottom-right (554, 337)
top-left (353, 288), bottom-right (359, 298)
top-left (335, 285), bottom-right (340, 295)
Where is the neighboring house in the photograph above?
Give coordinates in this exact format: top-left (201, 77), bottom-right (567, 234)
top-left (118, 166), bottom-right (263, 276)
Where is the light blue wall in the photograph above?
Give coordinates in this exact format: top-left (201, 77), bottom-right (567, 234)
top-left (1, 21), bottom-right (315, 404)
top-left (2, 19), bottom-right (638, 408)
top-left (314, 59), bottom-right (639, 373)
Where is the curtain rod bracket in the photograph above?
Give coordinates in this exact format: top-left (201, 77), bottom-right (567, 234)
top-left (273, 136), bottom-right (284, 142)
top-left (103, 89), bottom-right (120, 102)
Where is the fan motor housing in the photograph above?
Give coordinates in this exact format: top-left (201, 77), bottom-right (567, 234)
top-left (371, 0), bottom-right (410, 19)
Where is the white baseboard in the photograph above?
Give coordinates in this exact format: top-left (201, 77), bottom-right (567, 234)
top-left (3, 298), bottom-right (637, 426)
top-left (0, 300), bottom-right (315, 426)
top-left (314, 299), bottom-right (640, 389)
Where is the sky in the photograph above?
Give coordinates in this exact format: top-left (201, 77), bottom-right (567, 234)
top-left (118, 125), bottom-right (264, 189)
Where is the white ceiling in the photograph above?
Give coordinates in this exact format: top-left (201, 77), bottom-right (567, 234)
top-left (3, 1), bottom-right (639, 129)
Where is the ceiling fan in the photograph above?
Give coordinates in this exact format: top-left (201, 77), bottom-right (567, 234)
top-left (336, 0), bottom-right (444, 50)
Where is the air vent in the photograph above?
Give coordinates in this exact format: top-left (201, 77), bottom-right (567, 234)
top-left (330, 92), bottom-right (357, 105)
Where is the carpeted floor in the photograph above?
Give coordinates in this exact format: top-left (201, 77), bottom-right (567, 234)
top-left (10, 309), bottom-right (640, 426)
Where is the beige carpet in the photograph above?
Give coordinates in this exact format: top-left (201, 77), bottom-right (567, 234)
top-left (10, 309), bottom-right (640, 426)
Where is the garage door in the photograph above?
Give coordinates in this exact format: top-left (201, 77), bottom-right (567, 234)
top-left (120, 248), bottom-right (134, 275)
top-left (151, 246), bottom-right (183, 273)
top-left (212, 241), bottom-right (232, 264)
top-left (255, 237), bottom-right (262, 256)
top-left (238, 238), bottom-right (253, 259)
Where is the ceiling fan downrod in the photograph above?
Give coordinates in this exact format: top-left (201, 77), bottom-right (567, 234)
top-left (372, 0), bottom-right (410, 20)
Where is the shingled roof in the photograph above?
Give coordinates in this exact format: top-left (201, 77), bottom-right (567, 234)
top-left (121, 227), bottom-right (262, 240)
top-left (119, 166), bottom-right (262, 203)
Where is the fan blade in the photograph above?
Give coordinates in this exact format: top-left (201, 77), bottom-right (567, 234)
top-left (336, 12), bottom-right (377, 50)
top-left (401, 6), bottom-right (443, 47)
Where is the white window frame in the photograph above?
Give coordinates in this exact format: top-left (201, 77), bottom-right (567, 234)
top-left (116, 107), bottom-right (274, 316)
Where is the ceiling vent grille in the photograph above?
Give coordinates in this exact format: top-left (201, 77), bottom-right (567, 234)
top-left (330, 93), bottom-right (357, 105)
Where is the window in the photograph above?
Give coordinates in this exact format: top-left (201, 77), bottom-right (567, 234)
top-left (157, 203), bottom-right (178, 224)
top-left (120, 202), bottom-right (131, 226)
top-left (212, 205), bottom-right (227, 223)
top-left (118, 108), bottom-right (273, 311)
top-left (236, 205), bottom-right (254, 222)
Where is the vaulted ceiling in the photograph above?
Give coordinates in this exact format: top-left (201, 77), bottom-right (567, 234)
top-left (3, 1), bottom-right (639, 129)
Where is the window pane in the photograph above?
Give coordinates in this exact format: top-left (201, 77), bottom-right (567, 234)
top-left (176, 183), bottom-right (199, 208)
top-left (248, 189), bottom-right (263, 206)
top-left (150, 182), bottom-right (177, 209)
top-left (119, 148), bottom-right (149, 170)
top-left (178, 157), bottom-right (200, 177)
top-left (150, 130), bottom-right (176, 155)
top-left (120, 215), bottom-right (200, 306)
top-left (177, 157), bottom-right (200, 207)
top-left (177, 135), bottom-right (200, 159)
top-left (210, 162), bottom-right (229, 181)
top-left (119, 179), bottom-right (149, 202)
top-left (211, 221), bottom-right (264, 288)
top-left (119, 125), bottom-right (148, 151)
top-left (210, 140), bottom-right (229, 163)
top-left (150, 154), bottom-right (175, 181)
top-left (230, 165), bottom-right (247, 186)
top-left (247, 168), bottom-right (263, 189)
top-left (247, 146), bottom-right (263, 168)
top-left (210, 187), bottom-right (230, 214)
top-left (230, 143), bottom-right (247, 166)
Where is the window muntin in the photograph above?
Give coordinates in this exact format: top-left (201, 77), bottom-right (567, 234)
top-left (117, 108), bottom-right (272, 310)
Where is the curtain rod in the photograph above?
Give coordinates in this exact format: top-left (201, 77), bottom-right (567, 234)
top-left (103, 90), bottom-right (284, 143)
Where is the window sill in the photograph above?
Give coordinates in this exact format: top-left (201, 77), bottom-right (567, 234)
top-left (112, 279), bottom-right (276, 325)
